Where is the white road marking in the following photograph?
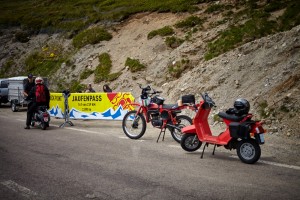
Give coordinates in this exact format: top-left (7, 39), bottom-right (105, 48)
top-left (119, 136), bottom-right (145, 141)
top-left (1, 180), bottom-right (37, 198)
top-left (230, 155), bottom-right (300, 170)
top-left (60, 126), bottom-right (104, 135)
top-left (168, 144), bottom-right (181, 148)
top-left (119, 136), bottom-right (129, 139)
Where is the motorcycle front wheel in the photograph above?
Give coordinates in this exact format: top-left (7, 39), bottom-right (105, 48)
top-left (237, 139), bottom-right (261, 164)
top-left (169, 115), bottom-right (192, 143)
top-left (122, 110), bottom-right (146, 139)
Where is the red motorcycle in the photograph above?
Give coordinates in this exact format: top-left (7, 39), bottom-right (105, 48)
top-left (122, 85), bottom-right (196, 143)
top-left (180, 93), bottom-right (266, 164)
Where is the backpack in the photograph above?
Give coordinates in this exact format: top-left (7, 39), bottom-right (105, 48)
top-left (35, 84), bottom-right (46, 103)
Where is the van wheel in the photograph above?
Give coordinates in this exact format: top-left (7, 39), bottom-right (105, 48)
top-left (11, 102), bottom-right (18, 112)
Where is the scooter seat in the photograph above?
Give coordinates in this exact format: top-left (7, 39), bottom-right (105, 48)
top-left (162, 104), bottom-right (179, 109)
top-left (218, 112), bottom-right (245, 122)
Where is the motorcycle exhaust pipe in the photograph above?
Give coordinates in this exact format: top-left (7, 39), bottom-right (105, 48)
top-left (166, 124), bottom-right (181, 131)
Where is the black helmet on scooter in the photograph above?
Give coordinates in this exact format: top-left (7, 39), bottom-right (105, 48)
top-left (234, 98), bottom-right (250, 115)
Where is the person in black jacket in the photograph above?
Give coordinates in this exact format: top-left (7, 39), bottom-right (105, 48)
top-left (23, 74), bottom-right (35, 97)
top-left (103, 84), bottom-right (112, 93)
top-left (24, 77), bottom-right (50, 129)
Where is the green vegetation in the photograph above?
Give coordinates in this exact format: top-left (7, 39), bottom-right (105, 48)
top-left (70, 80), bottom-right (86, 93)
top-left (204, 0), bottom-right (300, 60)
top-left (94, 53), bottom-right (112, 83)
top-left (125, 58), bottom-right (145, 72)
top-left (72, 27), bottom-right (112, 48)
top-left (148, 26), bottom-right (174, 39)
top-left (205, 3), bottom-right (233, 14)
top-left (165, 36), bottom-right (184, 48)
top-left (0, 0), bottom-right (201, 35)
top-left (168, 59), bottom-right (191, 78)
top-left (25, 43), bottom-right (67, 77)
top-left (258, 100), bottom-right (269, 118)
top-left (0, 58), bottom-right (15, 78)
top-left (175, 15), bottom-right (204, 29)
top-left (80, 68), bottom-right (94, 80)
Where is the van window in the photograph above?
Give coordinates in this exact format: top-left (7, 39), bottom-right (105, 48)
top-left (0, 80), bottom-right (8, 88)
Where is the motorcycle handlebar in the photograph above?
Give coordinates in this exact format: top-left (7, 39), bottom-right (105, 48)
top-left (201, 93), bottom-right (216, 107)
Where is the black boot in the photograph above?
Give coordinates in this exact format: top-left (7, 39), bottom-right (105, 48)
top-left (24, 126), bottom-right (30, 129)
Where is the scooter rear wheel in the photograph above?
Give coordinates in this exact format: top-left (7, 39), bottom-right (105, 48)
top-left (181, 134), bottom-right (202, 152)
top-left (237, 139), bottom-right (261, 164)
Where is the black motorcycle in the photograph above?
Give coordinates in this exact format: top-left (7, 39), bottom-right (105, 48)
top-left (31, 105), bottom-right (50, 130)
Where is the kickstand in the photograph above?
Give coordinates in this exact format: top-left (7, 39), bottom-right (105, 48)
top-left (201, 143), bottom-right (209, 159)
top-left (157, 128), bottom-right (166, 143)
top-left (212, 144), bottom-right (217, 155)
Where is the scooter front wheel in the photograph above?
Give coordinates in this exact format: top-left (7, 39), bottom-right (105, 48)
top-left (181, 134), bottom-right (202, 152)
top-left (237, 139), bottom-right (261, 164)
top-left (122, 110), bottom-right (146, 139)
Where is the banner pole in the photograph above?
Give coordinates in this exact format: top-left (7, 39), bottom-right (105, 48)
top-left (59, 90), bottom-right (74, 128)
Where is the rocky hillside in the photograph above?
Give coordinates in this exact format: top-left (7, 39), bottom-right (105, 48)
top-left (0, 2), bottom-right (299, 139)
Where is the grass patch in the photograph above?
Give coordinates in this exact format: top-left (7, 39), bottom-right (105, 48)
top-left (107, 71), bottom-right (122, 81)
top-left (70, 80), bottom-right (86, 93)
top-left (147, 26), bottom-right (174, 39)
top-left (72, 27), bottom-right (112, 49)
top-left (25, 43), bottom-right (67, 77)
top-left (204, 17), bottom-right (277, 60)
top-left (0, 0), bottom-right (201, 34)
top-left (125, 57), bottom-right (146, 72)
top-left (94, 53), bottom-right (112, 83)
top-left (165, 36), bottom-right (184, 48)
top-left (258, 100), bottom-right (269, 118)
top-left (168, 59), bottom-right (191, 78)
top-left (80, 68), bottom-right (94, 80)
top-left (175, 15), bottom-right (204, 29)
top-left (0, 58), bottom-right (15, 78)
top-left (278, 2), bottom-right (300, 31)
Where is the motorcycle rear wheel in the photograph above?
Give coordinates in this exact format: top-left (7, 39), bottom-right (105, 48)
top-left (169, 115), bottom-right (192, 143)
top-left (122, 110), bottom-right (146, 139)
top-left (237, 139), bottom-right (261, 164)
top-left (40, 122), bottom-right (47, 130)
top-left (181, 134), bottom-right (202, 152)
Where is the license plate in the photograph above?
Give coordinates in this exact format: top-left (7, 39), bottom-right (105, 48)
top-left (44, 117), bottom-right (49, 122)
top-left (259, 134), bottom-right (265, 144)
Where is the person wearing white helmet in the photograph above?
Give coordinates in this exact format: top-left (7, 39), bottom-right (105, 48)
top-left (24, 77), bottom-right (50, 129)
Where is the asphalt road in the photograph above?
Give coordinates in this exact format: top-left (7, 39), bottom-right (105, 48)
top-left (0, 107), bottom-right (299, 200)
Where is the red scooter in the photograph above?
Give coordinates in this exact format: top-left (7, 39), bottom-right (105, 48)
top-left (122, 84), bottom-right (196, 143)
top-left (180, 93), bottom-right (265, 164)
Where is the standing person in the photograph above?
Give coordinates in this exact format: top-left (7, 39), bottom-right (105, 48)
top-left (86, 83), bottom-right (95, 93)
top-left (103, 84), bottom-right (112, 93)
top-left (23, 74), bottom-right (35, 97)
top-left (24, 77), bottom-right (50, 129)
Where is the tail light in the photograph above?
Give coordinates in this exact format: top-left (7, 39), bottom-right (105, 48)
top-left (43, 113), bottom-right (49, 122)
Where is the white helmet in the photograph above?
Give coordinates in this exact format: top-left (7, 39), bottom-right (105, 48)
top-left (35, 77), bottom-right (43, 84)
